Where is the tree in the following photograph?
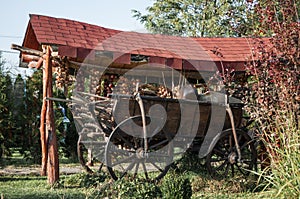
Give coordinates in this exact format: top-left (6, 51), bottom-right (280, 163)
top-left (0, 53), bottom-right (14, 158)
top-left (22, 70), bottom-right (43, 162)
top-left (12, 75), bottom-right (26, 149)
top-left (132, 0), bottom-right (257, 37)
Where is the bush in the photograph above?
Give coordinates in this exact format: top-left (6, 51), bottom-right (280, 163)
top-left (62, 172), bottom-right (107, 188)
top-left (243, 1), bottom-right (300, 198)
top-left (160, 171), bottom-right (192, 199)
top-left (98, 178), bottom-right (162, 199)
top-left (173, 151), bottom-right (206, 174)
top-left (255, 113), bottom-right (300, 198)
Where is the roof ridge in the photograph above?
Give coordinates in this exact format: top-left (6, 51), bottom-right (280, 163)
top-left (29, 13), bottom-right (122, 33)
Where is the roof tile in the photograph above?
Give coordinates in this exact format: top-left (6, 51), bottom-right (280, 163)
top-left (25, 14), bottom-right (269, 67)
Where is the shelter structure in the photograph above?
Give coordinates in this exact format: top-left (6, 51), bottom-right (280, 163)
top-left (13, 14), bottom-right (269, 184)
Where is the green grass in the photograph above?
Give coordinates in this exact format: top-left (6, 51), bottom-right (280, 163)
top-left (0, 175), bottom-right (88, 199)
top-left (0, 172), bottom-right (270, 199)
top-left (0, 150), bottom-right (298, 198)
top-left (0, 161), bottom-right (260, 199)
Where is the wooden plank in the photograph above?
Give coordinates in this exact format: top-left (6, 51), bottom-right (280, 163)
top-left (166, 58), bottom-right (182, 70)
top-left (113, 52), bottom-right (131, 64)
top-left (149, 56), bottom-right (166, 65)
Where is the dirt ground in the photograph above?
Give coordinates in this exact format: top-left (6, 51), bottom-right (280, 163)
top-left (0, 165), bottom-right (84, 176)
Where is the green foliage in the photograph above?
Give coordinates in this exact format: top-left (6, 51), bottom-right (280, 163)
top-left (160, 170), bottom-right (192, 199)
top-left (0, 54), bottom-right (14, 158)
top-left (133, 0), bottom-right (258, 37)
top-left (97, 178), bottom-right (162, 199)
top-left (191, 175), bottom-right (258, 194)
top-left (12, 74), bottom-right (26, 149)
top-left (0, 68), bottom-right (78, 162)
top-left (20, 70), bottom-right (43, 163)
top-left (243, 0), bottom-right (300, 197)
top-left (255, 116), bottom-right (300, 198)
top-left (53, 87), bottom-right (78, 161)
top-left (62, 172), bottom-right (107, 188)
top-left (174, 151), bottom-right (206, 174)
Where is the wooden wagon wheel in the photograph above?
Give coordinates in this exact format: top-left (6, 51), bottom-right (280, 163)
top-left (105, 116), bottom-right (173, 181)
top-left (206, 129), bottom-right (257, 179)
top-left (77, 123), bottom-right (107, 173)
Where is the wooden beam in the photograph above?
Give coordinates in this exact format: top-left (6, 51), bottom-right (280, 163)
top-left (22, 54), bottom-right (40, 62)
top-left (27, 58), bottom-right (44, 69)
top-left (11, 43), bottom-right (44, 57)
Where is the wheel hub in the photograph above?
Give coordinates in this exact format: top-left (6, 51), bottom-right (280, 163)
top-left (228, 152), bottom-right (237, 164)
top-left (136, 148), bottom-right (146, 159)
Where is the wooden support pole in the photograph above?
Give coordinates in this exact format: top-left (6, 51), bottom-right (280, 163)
top-left (45, 46), bottom-right (59, 185)
top-left (40, 51), bottom-right (49, 176)
top-left (12, 43), bottom-right (60, 184)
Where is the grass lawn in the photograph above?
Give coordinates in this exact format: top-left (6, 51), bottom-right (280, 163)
top-left (0, 173), bottom-right (274, 199)
top-left (0, 175), bottom-right (94, 199)
top-left (0, 151), bottom-right (278, 199)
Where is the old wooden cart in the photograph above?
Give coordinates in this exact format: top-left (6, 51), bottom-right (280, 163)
top-left (74, 88), bottom-right (257, 181)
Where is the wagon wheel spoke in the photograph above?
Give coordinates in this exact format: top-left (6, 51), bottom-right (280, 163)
top-left (106, 116), bottom-right (172, 181)
top-left (224, 162), bottom-right (231, 176)
top-left (118, 134), bottom-right (136, 149)
top-left (212, 161), bottom-right (228, 177)
top-left (207, 129), bottom-right (257, 178)
top-left (213, 147), bottom-right (227, 157)
top-left (119, 161), bottom-right (136, 179)
top-left (237, 134), bottom-right (243, 143)
top-left (149, 139), bottom-right (168, 150)
top-left (151, 154), bottom-right (171, 158)
top-left (133, 162), bottom-right (140, 178)
top-left (236, 163), bottom-right (248, 175)
top-left (231, 164), bottom-right (235, 177)
top-left (110, 146), bottom-right (135, 155)
top-left (240, 141), bottom-right (252, 150)
top-left (150, 162), bottom-right (164, 172)
top-left (142, 162), bottom-right (149, 180)
top-left (222, 138), bottom-right (232, 154)
top-left (216, 160), bottom-right (228, 171)
top-left (210, 157), bottom-right (227, 162)
top-left (241, 159), bottom-right (253, 165)
top-left (110, 154), bottom-right (135, 167)
top-left (229, 134), bottom-right (234, 151)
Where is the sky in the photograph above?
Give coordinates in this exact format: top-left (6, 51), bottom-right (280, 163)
top-left (0, 0), bottom-right (152, 75)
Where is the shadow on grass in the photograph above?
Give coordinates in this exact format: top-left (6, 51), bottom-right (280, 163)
top-left (2, 192), bottom-right (86, 199)
top-left (0, 176), bottom-right (45, 182)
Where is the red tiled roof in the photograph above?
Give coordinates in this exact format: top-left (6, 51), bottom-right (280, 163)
top-left (26, 14), bottom-right (121, 50)
top-left (22, 14), bottom-right (270, 71)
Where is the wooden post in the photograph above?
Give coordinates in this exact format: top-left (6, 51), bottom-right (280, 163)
top-left (40, 49), bottom-right (49, 176)
top-left (45, 46), bottom-right (59, 185)
top-left (11, 44), bottom-right (60, 184)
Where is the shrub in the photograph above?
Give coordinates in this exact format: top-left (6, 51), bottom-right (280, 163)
top-left (98, 178), bottom-right (162, 199)
top-left (62, 172), bottom-right (107, 188)
top-left (160, 170), bottom-right (192, 199)
top-left (243, 0), bottom-right (300, 197)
